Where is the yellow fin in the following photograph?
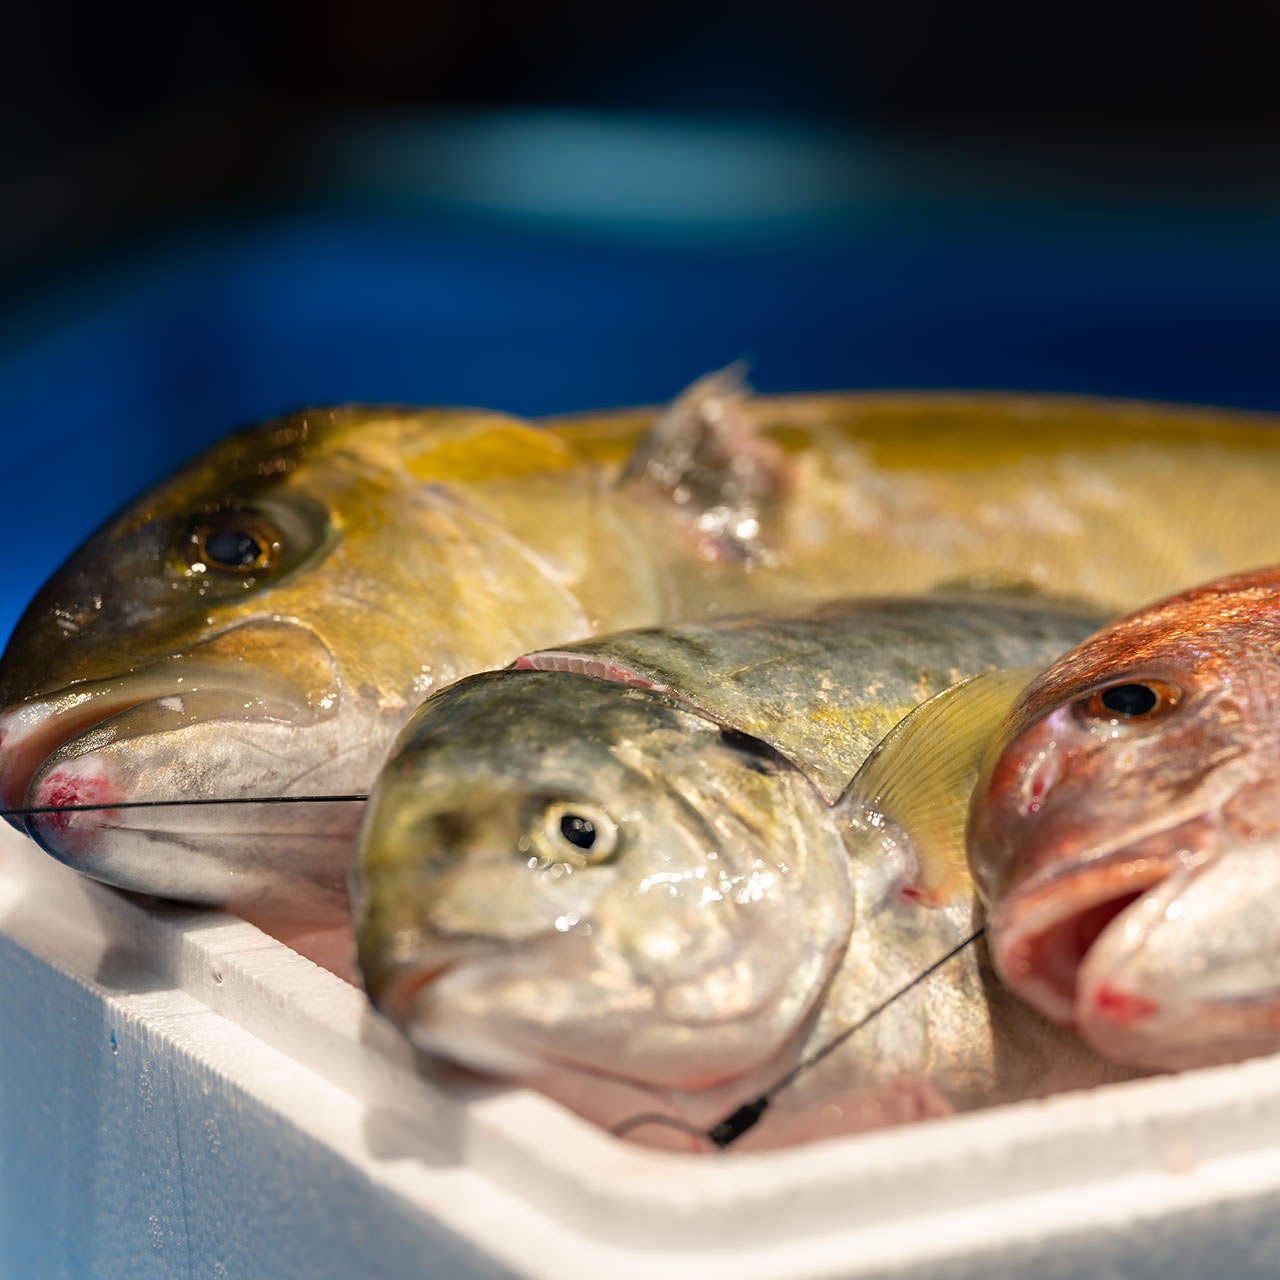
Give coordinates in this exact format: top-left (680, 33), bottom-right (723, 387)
top-left (843, 666), bottom-right (1041, 904)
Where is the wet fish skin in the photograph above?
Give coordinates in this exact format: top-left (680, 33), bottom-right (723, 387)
top-left (9, 381), bottom-right (1280, 920)
top-left (968, 567), bottom-right (1280, 1069)
top-left (0, 406), bottom-right (660, 920)
top-left (357, 596), bottom-right (1126, 1148)
top-left (361, 670), bottom-right (856, 1089)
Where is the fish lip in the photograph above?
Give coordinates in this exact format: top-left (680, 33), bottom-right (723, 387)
top-left (0, 686), bottom-right (152, 818)
top-left (363, 932), bottom-right (589, 1079)
top-left (361, 931), bottom-right (506, 1025)
top-left (989, 849), bottom-right (1192, 1024)
top-left (0, 656), bottom-right (320, 822)
top-left (1070, 849), bottom-right (1280, 1070)
top-left (373, 960), bottom-right (460, 1028)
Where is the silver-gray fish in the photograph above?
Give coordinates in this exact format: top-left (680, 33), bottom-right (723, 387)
top-left (356, 596), bottom-right (1134, 1150)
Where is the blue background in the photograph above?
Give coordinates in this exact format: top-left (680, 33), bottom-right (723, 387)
top-left (3, 116), bottom-right (1280, 642)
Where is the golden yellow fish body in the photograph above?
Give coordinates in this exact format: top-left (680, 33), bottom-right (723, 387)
top-left (547, 390), bottom-right (1280, 613)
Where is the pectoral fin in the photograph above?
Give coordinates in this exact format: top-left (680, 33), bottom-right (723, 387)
top-left (844, 667), bottom-right (1041, 905)
top-left (618, 364), bottom-right (789, 562)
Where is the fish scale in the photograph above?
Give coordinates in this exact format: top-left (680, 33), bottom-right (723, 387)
top-left (521, 596), bottom-right (1108, 803)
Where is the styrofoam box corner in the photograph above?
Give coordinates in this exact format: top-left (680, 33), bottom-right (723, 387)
top-left (4, 824), bottom-right (1280, 1279)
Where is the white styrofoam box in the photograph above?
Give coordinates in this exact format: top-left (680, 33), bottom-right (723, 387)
top-left (4, 820), bottom-right (1280, 1280)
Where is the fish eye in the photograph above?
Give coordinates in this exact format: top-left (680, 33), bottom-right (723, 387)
top-left (560, 813), bottom-right (598, 849)
top-left (171, 492), bottom-right (334, 591)
top-left (1075, 679), bottom-right (1181, 725)
top-left (182, 508), bottom-right (282, 576)
top-left (532, 800), bottom-right (620, 866)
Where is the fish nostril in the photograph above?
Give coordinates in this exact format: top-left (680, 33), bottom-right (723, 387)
top-left (1017, 751), bottom-right (1060, 817)
top-left (417, 811), bottom-right (473, 857)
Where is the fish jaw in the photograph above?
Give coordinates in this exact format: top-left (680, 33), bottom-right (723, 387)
top-left (365, 910), bottom-right (849, 1092)
top-left (361, 930), bottom-right (549, 1078)
top-left (0, 621), bottom-right (368, 909)
top-left (0, 617), bottom-right (342, 808)
top-left (1074, 837), bottom-right (1280, 1069)
top-left (20, 711), bottom-right (384, 913)
top-left (0, 682), bottom-right (156, 815)
top-left (0, 669), bottom-right (313, 815)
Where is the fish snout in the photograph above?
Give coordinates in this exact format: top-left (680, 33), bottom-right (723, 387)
top-left (1073, 839), bottom-right (1280, 1069)
top-left (361, 931), bottom-right (486, 1026)
top-left (0, 619), bottom-right (339, 842)
top-left (0, 686), bottom-right (153, 819)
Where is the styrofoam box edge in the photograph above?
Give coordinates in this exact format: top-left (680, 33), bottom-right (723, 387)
top-left (5, 823), bottom-right (1280, 1279)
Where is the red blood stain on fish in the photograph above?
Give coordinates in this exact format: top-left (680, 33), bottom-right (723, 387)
top-left (1091, 983), bottom-right (1159, 1026)
top-left (896, 881), bottom-right (952, 908)
top-left (29, 768), bottom-right (118, 855)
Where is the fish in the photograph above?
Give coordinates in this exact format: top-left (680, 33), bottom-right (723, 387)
top-left (356, 595), bottom-right (1133, 1150)
top-left (8, 371), bottom-right (1280, 930)
top-left (968, 566), bottom-right (1280, 1071)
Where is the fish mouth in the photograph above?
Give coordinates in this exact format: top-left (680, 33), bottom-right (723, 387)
top-left (989, 850), bottom-right (1190, 1025)
top-left (365, 938), bottom-right (472, 1028)
top-left (0, 682), bottom-right (158, 815)
top-left (0, 624), bottom-right (337, 824)
top-left (364, 935), bottom-right (552, 1077)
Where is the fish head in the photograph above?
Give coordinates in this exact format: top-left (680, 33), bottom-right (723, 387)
top-left (968, 568), bottom-right (1280, 1063)
top-left (0, 407), bottom-right (584, 909)
top-left (356, 669), bottom-right (854, 1090)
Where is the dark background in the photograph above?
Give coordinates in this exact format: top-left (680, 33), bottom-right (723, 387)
top-left (4, 2), bottom-right (1280, 633)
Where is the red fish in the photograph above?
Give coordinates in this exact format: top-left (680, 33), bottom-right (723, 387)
top-left (968, 566), bottom-right (1280, 1069)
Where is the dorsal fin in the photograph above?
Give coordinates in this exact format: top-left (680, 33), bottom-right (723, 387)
top-left (842, 667), bottom-right (1040, 904)
top-left (618, 364), bottom-right (789, 562)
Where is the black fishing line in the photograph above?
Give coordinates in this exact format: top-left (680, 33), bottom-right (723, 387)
top-left (612, 926), bottom-right (987, 1151)
top-left (1, 794), bottom-right (370, 820)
